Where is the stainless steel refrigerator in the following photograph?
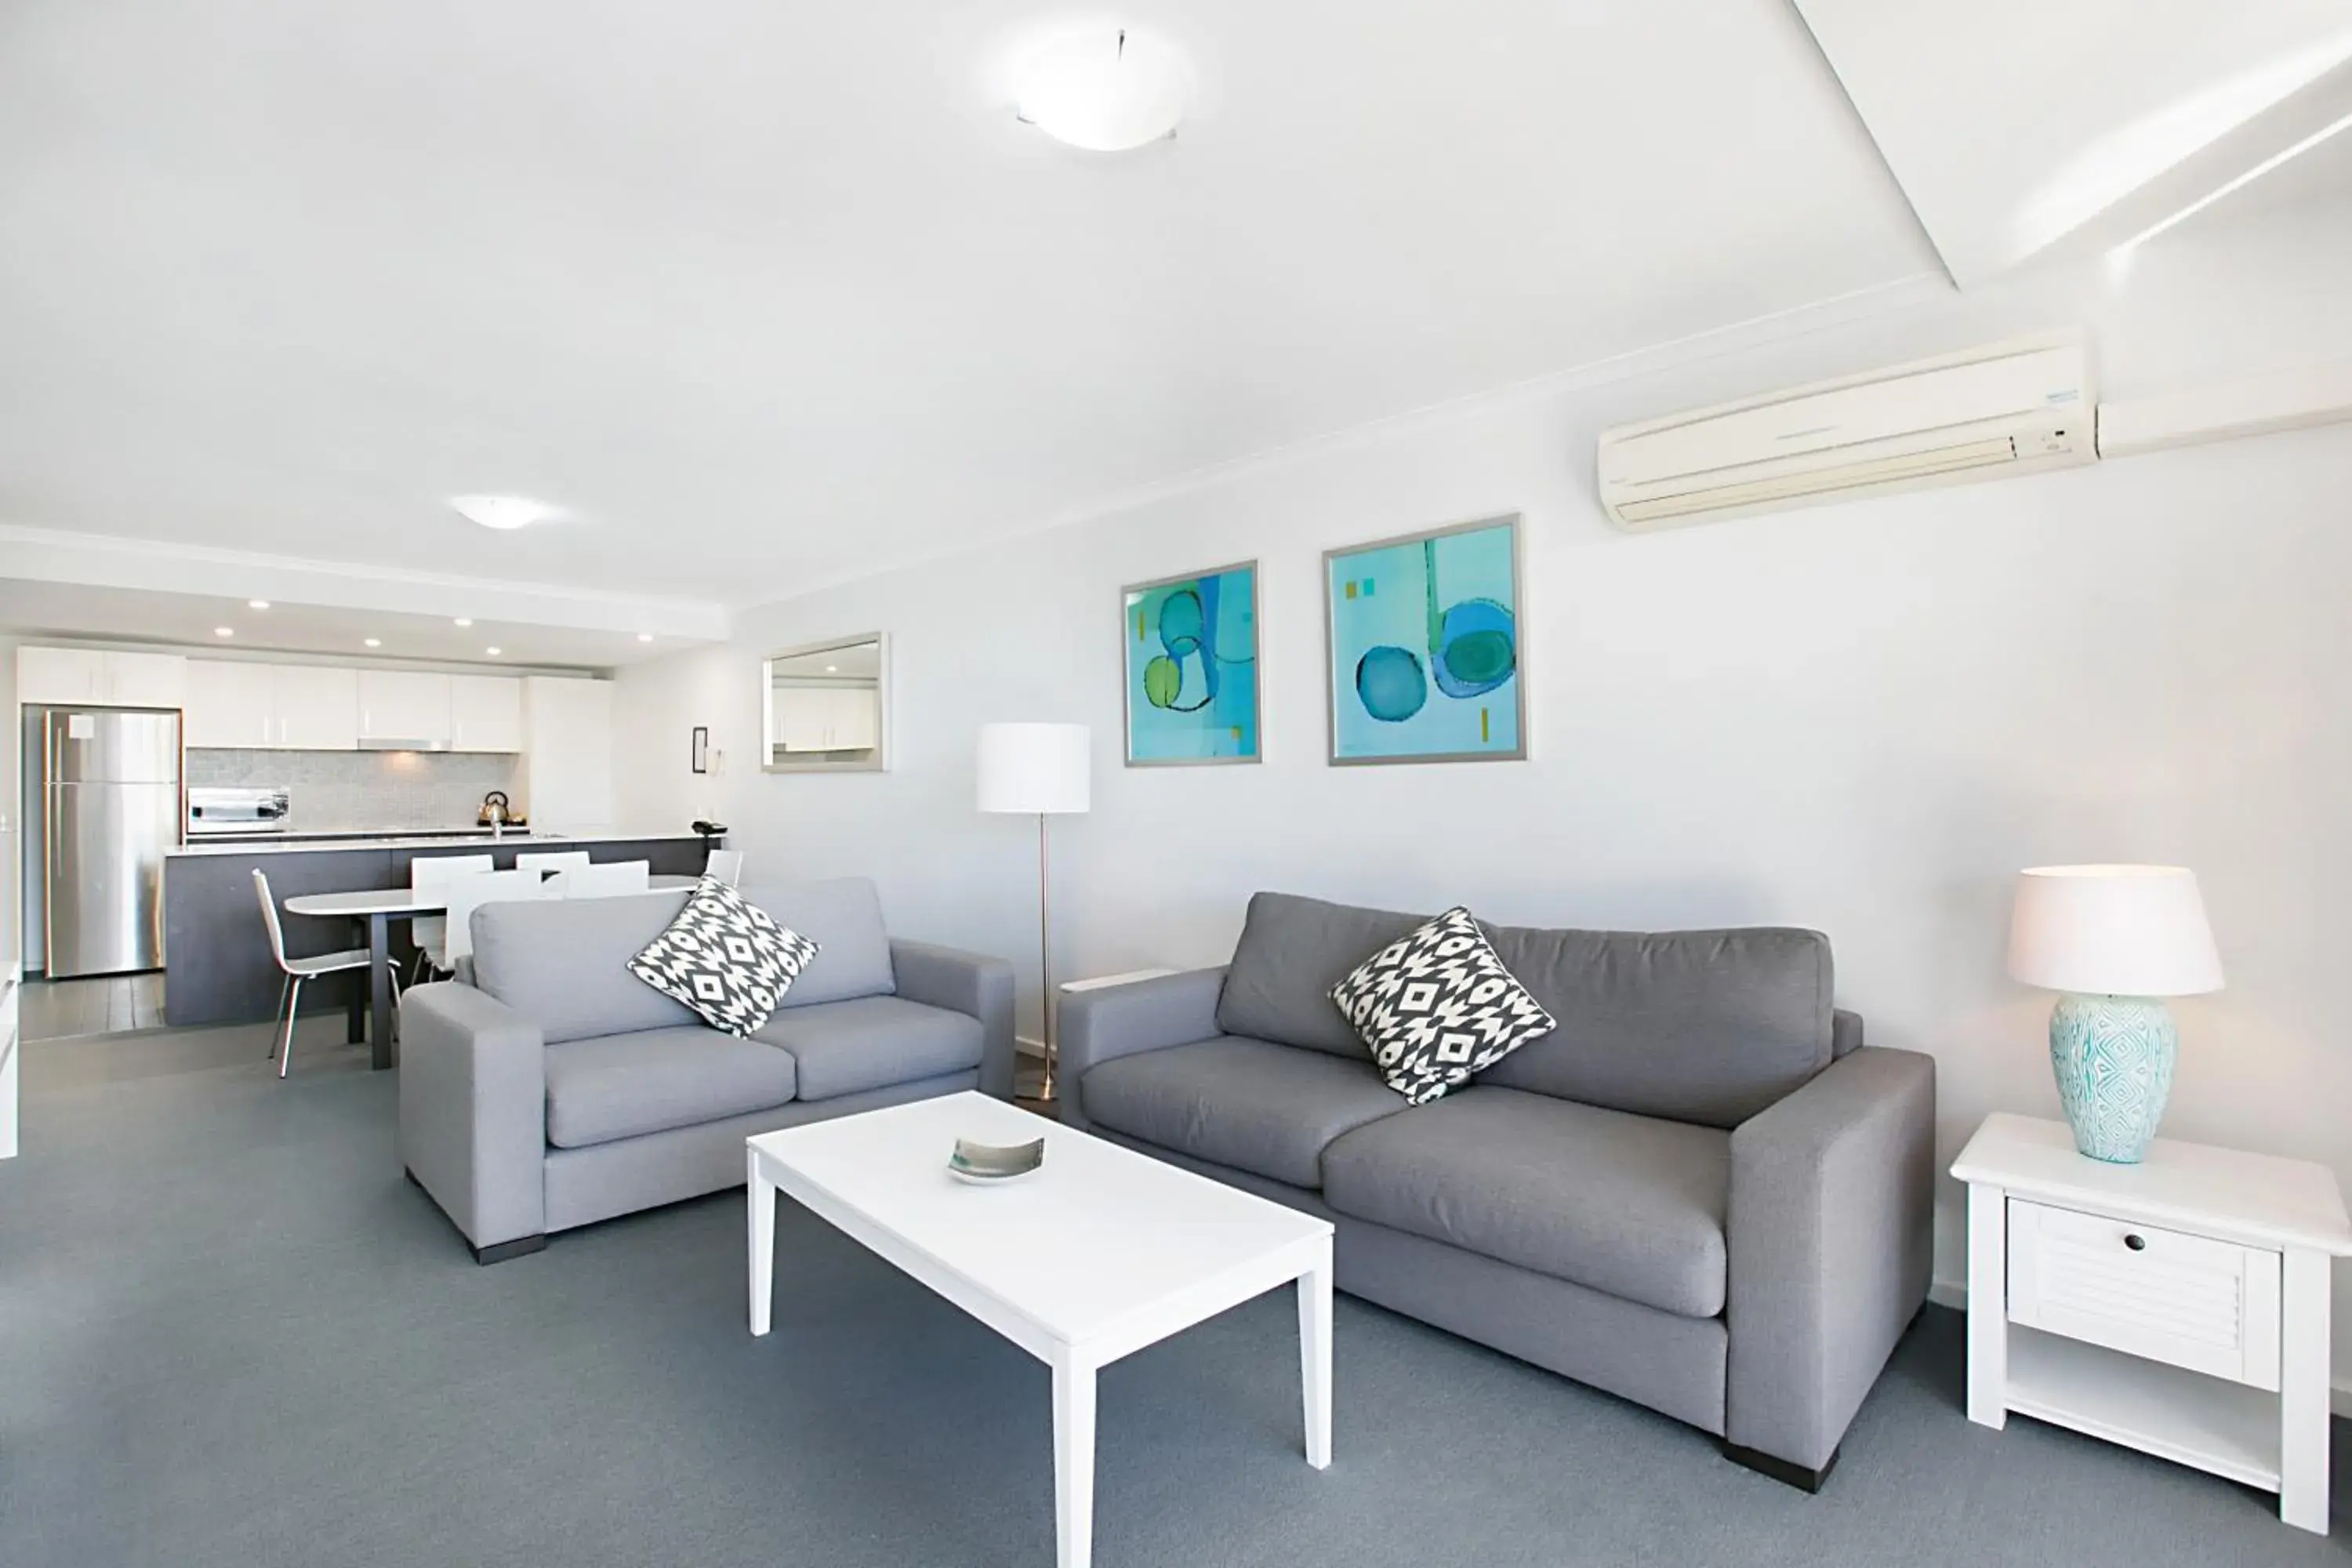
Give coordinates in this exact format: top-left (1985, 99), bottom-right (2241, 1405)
top-left (41, 708), bottom-right (181, 977)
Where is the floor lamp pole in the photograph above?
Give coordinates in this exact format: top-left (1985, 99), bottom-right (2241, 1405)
top-left (1036, 810), bottom-right (1056, 1101)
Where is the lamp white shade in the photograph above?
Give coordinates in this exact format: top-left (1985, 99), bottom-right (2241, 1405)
top-left (2005, 865), bottom-right (2223, 996)
top-left (977, 723), bottom-right (1091, 815)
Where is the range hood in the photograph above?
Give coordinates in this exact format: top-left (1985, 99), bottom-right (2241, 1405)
top-left (356, 736), bottom-right (452, 753)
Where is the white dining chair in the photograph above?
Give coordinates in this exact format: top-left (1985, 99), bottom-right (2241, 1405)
top-left (443, 869), bottom-right (550, 966)
top-left (253, 869), bottom-right (375, 1080)
top-left (517, 851), bottom-right (593, 879)
top-left (704, 848), bottom-right (744, 886)
top-left (549, 860), bottom-right (652, 899)
top-left (410, 853), bottom-right (494, 982)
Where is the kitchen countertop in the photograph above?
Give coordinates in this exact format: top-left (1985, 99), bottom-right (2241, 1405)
top-left (166, 830), bottom-right (711, 858)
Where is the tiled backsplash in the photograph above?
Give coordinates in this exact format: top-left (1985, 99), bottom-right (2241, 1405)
top-left (187, 749), bottom-right (523, 832)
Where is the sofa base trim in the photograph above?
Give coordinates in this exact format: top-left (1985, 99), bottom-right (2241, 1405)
top-left (1721, 1440), bottom-right (1838, 1494)
top-left (473, 1234), bottom-right (547, 1265)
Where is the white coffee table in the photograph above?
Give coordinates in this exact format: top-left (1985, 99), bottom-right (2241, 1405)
top-left (746, 1091), bottom-right (1335, 1568)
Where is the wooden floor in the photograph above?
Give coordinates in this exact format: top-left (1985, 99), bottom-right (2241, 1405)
top-left (20, 973), bottom-right (168, 1041)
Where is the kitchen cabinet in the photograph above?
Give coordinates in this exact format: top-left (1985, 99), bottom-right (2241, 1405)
top-left (448, 674), bottom-right (524, 752)
top-left (17, 647), bottom-right (187, 709)
top-left (523, 677), bottom-right (615, 834)
top-left (270, 666), bottom-right (360, 750)
top-left (774, 684), bottom-right (879, 753)
top-left (357, 670), bottom-right (451, 746)
top-left (183, 661), bottom-right (275, 747)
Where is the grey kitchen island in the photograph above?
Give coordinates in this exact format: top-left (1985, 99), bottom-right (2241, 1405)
top-left (162, 833), bottom-right (717, 1044)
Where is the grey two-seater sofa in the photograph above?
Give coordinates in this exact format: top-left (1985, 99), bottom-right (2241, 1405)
top-left (1058, 891), bottom-right (1935, 1490)
top-left (399, 877), bottom-right (1014, 1263)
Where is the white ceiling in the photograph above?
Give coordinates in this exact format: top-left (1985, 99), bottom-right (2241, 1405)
top-left (1795, 0), bottom-right (2352, 282)
top-left (0, 580), bottom-right (670, 671)
top-left (0, 0), bottom-right (1941, 608)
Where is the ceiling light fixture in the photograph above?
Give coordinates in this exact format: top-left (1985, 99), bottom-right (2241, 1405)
top-left (248, 599), bottom-right (270, 610)
top-left (485, 647), bottom-right (502, 657)
top-left (450, 495), bottom-right (563, 531)
top-left (364, 637), bottom-right (383, 648)
top-left (1013, 24), bottom-right (1192, 151)
top-left (637, 633), bottom-right (654, 643)
top-left (2112, 107), bottom-right (2352, 256)
top-left (825, 665), bottom-right (839, 673)
top-left (454, 618), bottom-right (473, 628)
top-left (214, 626), bottom-right (234, 637)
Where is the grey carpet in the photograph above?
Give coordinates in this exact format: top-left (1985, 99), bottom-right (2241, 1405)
top-left (2, 1021), bottom-right (2344, 1568)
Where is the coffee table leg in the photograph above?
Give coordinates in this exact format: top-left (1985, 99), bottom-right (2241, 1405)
top-left (747, 1149), bottom-right (776, 1337)
top-left (1298, 1240), bottom-right (1333, 1469)
top-left (1053, 1352), bottom-right (1096, 1568)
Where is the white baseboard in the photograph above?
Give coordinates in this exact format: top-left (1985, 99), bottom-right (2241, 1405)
top-left (1927, 1274), bottom-right (2352, 1417)
top-left (1015, 1035), bottom-right (1044, 1060)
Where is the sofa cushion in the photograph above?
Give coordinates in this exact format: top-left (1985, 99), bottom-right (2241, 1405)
top-left (1217, 892), bottom-right (1424, 1058)
top-left (737, 878), bottom-right (898, 1008)
top-left (629, 878), bottom-right (820, 1037)
top-left (1475, 926), bottom-right (1832, 1127)
top-left (543, 1027), bottom-right (798, 1149)
top-left (1333, 906), bottom-right (1558, 1104)
top-left (1079, 1035), bottom-right (1406, 1189)
top-left (755, 996), bottom-right (983, 1102)
top-left (1321, 1087), bottom-right (1730, 1318)
top-left (474, 891), bottom-right (699, 1044)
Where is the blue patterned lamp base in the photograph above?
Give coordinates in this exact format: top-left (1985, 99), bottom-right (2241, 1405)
top-left (2049, 993), bottom-right (2176, 1164)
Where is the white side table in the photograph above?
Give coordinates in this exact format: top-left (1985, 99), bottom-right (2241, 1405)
top-left (1953, 1113), bottom-right (2352, 1533)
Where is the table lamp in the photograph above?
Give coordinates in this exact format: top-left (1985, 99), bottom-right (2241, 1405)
top-left (2005, 865), bottom-right (2223, 1163)
top-left (977, 723), bottom-right (1091, 1101)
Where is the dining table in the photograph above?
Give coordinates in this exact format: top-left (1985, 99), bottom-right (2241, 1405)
top-left (283, 874), bottom-right (699, 1069)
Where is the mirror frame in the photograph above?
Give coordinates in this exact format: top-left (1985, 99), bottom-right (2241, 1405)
top-left (761, 632), bottom-right (890, 774)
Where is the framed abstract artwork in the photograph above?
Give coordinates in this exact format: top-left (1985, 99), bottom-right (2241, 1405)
top-left (1122, 561), bottom-right (1261, 765)
top-left (1324, 514), bottom-right (1525, 765)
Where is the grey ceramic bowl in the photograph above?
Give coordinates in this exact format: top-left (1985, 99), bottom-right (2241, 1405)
top-left (949, 1136), bottom-right (1045, 1184)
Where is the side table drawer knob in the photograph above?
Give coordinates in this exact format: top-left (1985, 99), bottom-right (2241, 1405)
top-left (2124, 1233), bottom-right (2147, 1252)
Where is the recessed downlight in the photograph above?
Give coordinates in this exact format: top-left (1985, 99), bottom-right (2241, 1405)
top-left (454, 618), bottom-right (473, 628)
top-left (825, 664), bottom-right (839, 673)
top-left (214, 626), bottom-right (234, 637)
top-left (637, 633), bottom-right (654, 643)
top-left (450, 495), bottom-right (562, 531)
top-left (248, 599), bottom-right (270, 610)
top-left (364, 637), bottom-right (383, 648)
top-left (485, 647), bottom-right (503, 657)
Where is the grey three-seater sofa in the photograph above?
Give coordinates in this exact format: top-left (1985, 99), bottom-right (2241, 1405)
top-left (399, 877), bottom-right (1014, 1262)
top-left (1058, 891), bottom-right (1935, 1490)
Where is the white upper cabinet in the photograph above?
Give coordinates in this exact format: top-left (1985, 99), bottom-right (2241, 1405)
top-left (270, 666), bottom-right (360, 750)
top-left (17, 647), bottom-right (187, 709)
top-left (357, 671), bottom-right (452, 746)
top-left (183, 661), bottom-right (275, 747)
top-left (448, 674), bottom-right (524, 753)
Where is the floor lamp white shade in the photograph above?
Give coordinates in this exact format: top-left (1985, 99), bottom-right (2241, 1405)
top-left (978, 723), bottom-right (1092, 815)
top-left (978, 723), bottom-right (1091, 1099)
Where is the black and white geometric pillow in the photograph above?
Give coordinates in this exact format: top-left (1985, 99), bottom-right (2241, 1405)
top-left (1330, 906), bottom-right (1557, 1105)
top-left (628, 877), bottom-right (819, 1037)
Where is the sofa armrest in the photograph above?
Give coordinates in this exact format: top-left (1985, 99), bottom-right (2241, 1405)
top-left (1056, 966), bottom-right (1229, 1131)
top-left (1831, 1007), bottom-right (1864, 1058)
top-left (1726, 1045), bottom-right (1935, 1473)
top-left (397, 981), bottom-right (548, 1254)
top-left (891, 940), bottom-right (1017, 1098)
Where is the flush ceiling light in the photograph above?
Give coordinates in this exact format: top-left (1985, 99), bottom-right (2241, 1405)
top-left (637, 633), bottom-right (654, 643)
top-left (454, 618), bottom-right (473, 627)
top-left (213, 626), bottom-right (234, 637)
top-left (450, 495), bottom-right (562, 531)
top-left (1013, 24), bottom-right (1192, 151)
top-left (485, 646), bottom-right (503, 657)
top-left (248, 599), bottom-right (270, 610)
top-left (364, 637), bottom-right (383, 648)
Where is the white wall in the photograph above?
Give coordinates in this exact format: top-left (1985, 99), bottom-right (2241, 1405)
top-left (616, 194), bottom-right (2352, 1357)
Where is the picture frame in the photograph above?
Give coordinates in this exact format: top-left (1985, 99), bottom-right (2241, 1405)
top-left (1323, 514), bottom-right (1526, 766)
top-left (691, 726), bottom-right (710, 775)
top-left (1121, 560), bottom-right (1261, 767)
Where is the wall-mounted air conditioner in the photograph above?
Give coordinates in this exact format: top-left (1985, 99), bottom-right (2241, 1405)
top-left (1597, 333), bottom-right (2096, 530)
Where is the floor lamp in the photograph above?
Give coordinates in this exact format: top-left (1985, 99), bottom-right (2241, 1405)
top-left (977, 723), bottom-right (1091, 1101)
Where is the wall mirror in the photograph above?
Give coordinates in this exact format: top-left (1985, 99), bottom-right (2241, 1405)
top-left (763, 633), bottom-right (889, 773)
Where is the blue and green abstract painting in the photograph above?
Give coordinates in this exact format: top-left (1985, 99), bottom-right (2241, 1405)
top-left (1327, 518), bottom-right (1522, 762)
top-left (1123, 562), bottom-right (1259, 764)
